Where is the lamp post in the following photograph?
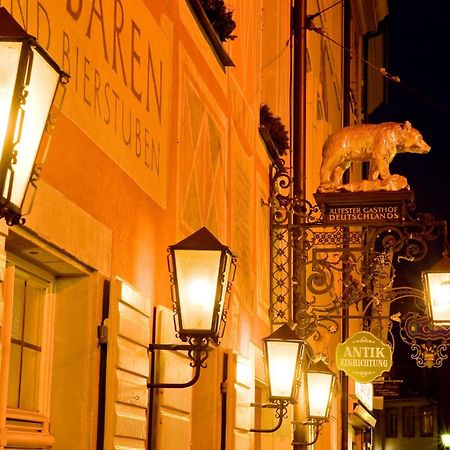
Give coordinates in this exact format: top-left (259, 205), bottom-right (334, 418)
top-left (148, 227), bottom-right (236, 389)
top-left (0, 7), bottom-right (68, 225)
top-left (442, 433), bottom-right (450, 448)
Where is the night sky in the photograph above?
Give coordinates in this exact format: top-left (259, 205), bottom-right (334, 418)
top-left (371, 0), bottom-right (450, 226)
top-left (370, 0), bottom-right (450, 413)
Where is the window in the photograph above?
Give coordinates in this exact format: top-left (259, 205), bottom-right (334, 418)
top-left (4, 230), bottom-right (94, 449)
top-left (3, 260), bottom-right (55, 448)
top-left (402, 406), bottom-right (415, 437)
top-left (385, 407), bottom-right (398, 437)
top-left (420, 406), bottom-right (433, 436)
top-left (8, 268), bottom-right (51, 412)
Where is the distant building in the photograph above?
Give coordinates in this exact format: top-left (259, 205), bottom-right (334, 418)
top-left (374, 397), bottom-right (439, 450)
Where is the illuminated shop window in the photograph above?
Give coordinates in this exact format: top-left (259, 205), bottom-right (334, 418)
top-left (402, 406), bottom-right (415, 437)
top-left (385, 407), bottom-right (398, 437)
top-left (420, 406), bottom-right (434, 437)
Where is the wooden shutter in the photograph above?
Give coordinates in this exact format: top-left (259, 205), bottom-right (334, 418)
top-left (104, 278), bottom-right (151, 450)
top-left (153, 305), bottom-right (193, 450)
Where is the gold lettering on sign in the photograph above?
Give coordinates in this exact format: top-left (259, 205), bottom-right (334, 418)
top-left (4, 0), bottom-right (173, 207)
top-left (327, 205), bottom-right (401, 222)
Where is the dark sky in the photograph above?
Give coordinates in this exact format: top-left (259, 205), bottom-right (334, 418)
top-left (371, 0), bottom-right (450, 408)
top-left (371, 0), bottom-right (450, 227)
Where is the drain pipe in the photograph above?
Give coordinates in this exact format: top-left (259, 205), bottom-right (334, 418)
top-left (341, 2), bottom-right (351, 450)
top-left (292, 0), bottom-right (308, 449)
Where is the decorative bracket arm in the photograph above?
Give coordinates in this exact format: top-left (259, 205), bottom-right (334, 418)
top-left (249, 400), bottom-right (289, 433)
top-left (147, 340), bottom-right (209, 389)
top-left (291, 419), bottom-right (324, 446)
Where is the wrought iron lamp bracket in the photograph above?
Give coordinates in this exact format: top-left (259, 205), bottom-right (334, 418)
top-left (148, 338), bottom-right (210, 389)
top-left (291, 419), bottom-right (324, 446)
top-left (249, 399), bottom-right (290, 433)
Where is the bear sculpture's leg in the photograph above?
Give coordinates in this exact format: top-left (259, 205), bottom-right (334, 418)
top-left (372, 155), bottom-right (391, 180)
top-left (331, 164), bottom-right (349, 185)
top-left (368, 161), bottom-right (380, 181)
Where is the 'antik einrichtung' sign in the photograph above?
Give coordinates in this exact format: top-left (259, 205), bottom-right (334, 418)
top-left (336, 331), bottom-right (393, 383)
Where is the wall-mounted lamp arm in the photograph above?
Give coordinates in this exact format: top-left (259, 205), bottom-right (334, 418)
top-left (249, 400), bottom-right (289, 433)
top-left (291, 419), bottom-right (323, 446)
top-left (147, 339), bottom-right (209, 389)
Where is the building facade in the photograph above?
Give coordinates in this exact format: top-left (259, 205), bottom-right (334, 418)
top-left (0, 1), bottom-right (388, 449)
top-left (374, 397), bottom-right (439, 450)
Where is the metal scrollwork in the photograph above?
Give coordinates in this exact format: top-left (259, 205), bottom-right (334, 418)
top-left (399, 313), bottom-right (450, 368)
top-left (267, 162), bottom-right (450, 367)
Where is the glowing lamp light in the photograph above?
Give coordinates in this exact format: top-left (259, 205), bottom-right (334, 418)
top-left (442, 433), bottom-right (450, 448)
top-left (169, 227), bottom-right (236, 343)
top-left (0, 7), bottom-right (68, 225)
top-left (263, 324), bottom-right (304, 403)
top-left (423, 254), bottom-right (450, 325)
top-left (306, 359), bottom-right (337, 420)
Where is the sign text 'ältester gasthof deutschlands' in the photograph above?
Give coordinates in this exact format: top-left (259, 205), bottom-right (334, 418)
top-left (313, 191), bottom-right (414, 226)
top-left (326, 205), bottom-right (401, 224)
top-left (336, 331), bottom-right (393, 383)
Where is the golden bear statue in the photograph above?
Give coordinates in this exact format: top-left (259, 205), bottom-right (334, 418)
top-left (318, 121), bottom-right (430, 192)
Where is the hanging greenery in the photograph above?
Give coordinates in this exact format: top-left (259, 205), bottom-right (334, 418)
top-left (199, 0), bottom-right (237, 42)
top-left (260, 104), bottom-right (290, 156)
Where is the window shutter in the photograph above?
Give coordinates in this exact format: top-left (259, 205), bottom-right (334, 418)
top-left (104, 278), bottom-right (151, 450)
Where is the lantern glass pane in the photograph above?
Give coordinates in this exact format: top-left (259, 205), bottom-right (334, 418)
top-left (266, 340), bottom-right (299, 399)
top-left (174, 249), bottom-right (221, 332)
top-left (0, 41), bottom-right (22, 160)
top-left (11, 47), bottom-right (59, 208)
top-left (425, 272), bottom-right (450, 322)
top-left (307, 372), bottom-right (333, 418)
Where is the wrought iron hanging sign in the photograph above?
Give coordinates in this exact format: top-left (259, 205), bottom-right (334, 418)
top-left (314, 191), bottom-right (413, 226)
top-left (336, 331), bottom-right (392, 383)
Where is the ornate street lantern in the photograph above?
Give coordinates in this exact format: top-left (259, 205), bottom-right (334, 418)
top-left (148, 227), bottom-right (236, 390)
top-left (423, 253), bottom-right (450, 325)
top-left (168, 226), bottom-right (236, 344)
top-left (305, 359), bottom-right (337, 420)
top-left (263, 323), bottom-right (304, 403)
top-left (0, 7), bottom-right (68, 225)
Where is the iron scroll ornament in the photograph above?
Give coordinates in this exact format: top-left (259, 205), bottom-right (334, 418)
top-left (399, 312), bottom-right (450, 369)
top-left (266, 161), bottom-right (450, 368)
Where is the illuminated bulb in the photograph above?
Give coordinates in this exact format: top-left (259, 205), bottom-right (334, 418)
top-left (308, 373), bottom-right (332, 417)
top-left (187, 278), bottom-right (215, 308)
top-left (267, 341), bottom-right (299, 398)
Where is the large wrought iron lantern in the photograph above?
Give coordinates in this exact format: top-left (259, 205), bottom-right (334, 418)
top-left (148, 227), bottom-right (236, 390)
top-left (0, 7), bottom-right (68, 225)
top-left (423, 253), bottom-right (450, 325)
top-left (305, 359), bottom-right (337, 420)
top-left (168, 226), bottom-right (236, 343)
top-left (263, 323), bottom-right (304, 403)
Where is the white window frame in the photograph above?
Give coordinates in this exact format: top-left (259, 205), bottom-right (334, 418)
top-left (3, 254), bottom-right (56, 445)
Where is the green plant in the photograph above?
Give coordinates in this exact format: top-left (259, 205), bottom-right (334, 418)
top-left (199, 0), bottom-right (237, 42)
top-left (260, 104), bottom-right (290, 156)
